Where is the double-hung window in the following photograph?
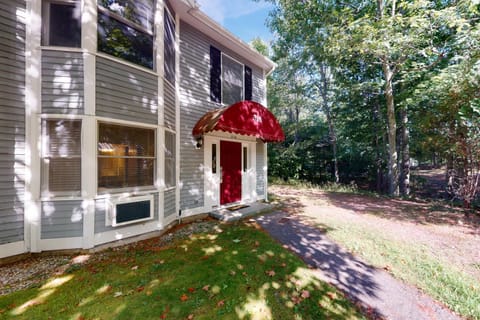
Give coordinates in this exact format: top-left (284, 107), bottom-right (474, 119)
top-left (210, 46), bottom-right (253, 105)
top-left (98, 123), bottom-right (155, 190)
top-left (97, 0), bottom-right (155, 69)
top-left (42, 119), bottom-right (82, 196)
top-left (42, 0), bottom-right (81, 47)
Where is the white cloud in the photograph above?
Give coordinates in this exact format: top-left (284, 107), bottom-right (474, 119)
top-left (197, 0), bottom-right (272, 24)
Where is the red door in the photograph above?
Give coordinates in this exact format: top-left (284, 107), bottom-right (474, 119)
top-left (220, 140), bottom-right (242, 205)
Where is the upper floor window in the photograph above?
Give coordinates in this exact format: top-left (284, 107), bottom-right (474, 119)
top-left (164, 3), bottom-right (176, 84)
top-left (42, 0), bottom-right (81, 47)
top-left (222, 54), bottom-right (244, 106)
top-left (97, 0), bottom-right (155, 69)
top-left (210, 46), bottom-right (253, 105)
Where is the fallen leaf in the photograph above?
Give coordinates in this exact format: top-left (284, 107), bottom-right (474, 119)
top-left (280, 263), bottom-right (287, 268)
top-left (131, 266), bottom-right (139, 271)
top-left (114, 291), bottom-right (123, 297)
top-left (217, 300), bottom-right (225, 307)
top-left (232, 239), bottom-right (241, 243)
top-left (266, 270), bottom-right (275, 277)
top-left (254, 241), bottom-right (260, 247)
top-left (187, 314), bottom-right (194, 320)
top-left (136, 286), bottom-right (144, 292)
top-left (229, 270), bottom-right (236, 276)
top-left (202, 285), bottom-right (210, 291)
top-left (326, 292), bottom-right (336, 300)
top-left (180, 294), bottom-right (188, 301)
top-left (188, 287), bottom-right (196, 293)
top-left (383, 265), bottom-right (392, 272)
top-left (146, 290), bottom-right (152, 296)
top-left (301, 290), bottom-right (310, 299)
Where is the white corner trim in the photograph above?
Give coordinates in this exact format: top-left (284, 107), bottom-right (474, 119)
top-left (156, 0), bottom-right (165, 127)
top-left (0, 242), bottom-right (26, 259)
top-left (175, 12), bottom-right (181, 219)
top-left (39, 238), bottom-right (83, 251)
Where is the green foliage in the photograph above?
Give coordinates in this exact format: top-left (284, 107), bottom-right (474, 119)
top-left (264, 0), bottom-right (480, 199)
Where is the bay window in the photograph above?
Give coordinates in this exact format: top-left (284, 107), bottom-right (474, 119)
top-left (98, 123), bottom-right (155, 190)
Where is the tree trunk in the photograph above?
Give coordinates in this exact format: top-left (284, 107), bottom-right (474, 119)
top-left (382, 60), bottom-right (399, 196)
top-left (373, 101), bottom-right (383, 192)
top-left (318, 64), bottom-right (339, 183)
top-left (399, 106), bottom-right (410, 196)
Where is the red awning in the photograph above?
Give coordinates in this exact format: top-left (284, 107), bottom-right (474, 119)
top-left (192, 101), bottom-right (285, 142)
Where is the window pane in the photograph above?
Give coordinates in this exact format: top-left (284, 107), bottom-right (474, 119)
top-left (243, 147), bottom-right (247, 172)
top-left (45, 3), bottom-right (81, 47)
top-left (164, 131), bottom-right (176, 188)
top-left (98, 0), bottom-right (154, 32)
top-left (47, 158), bottom-right (81, 192)
top-left (212, 144), bottom-right (217, 174)
top-left (164, 7), bottom-right (176, 83)
top-left (98, 123), bottom-right (155, 190)
top-left (42, 119), bottom-right (82, 194)
top-left (98, 158), bottom-right (154, 188)
top-left (222, 55), bottom-right (243, 105)
top-left (98, 12), bottom-right (154, 69)
top-left (98, 123), bottom-right (155, 157)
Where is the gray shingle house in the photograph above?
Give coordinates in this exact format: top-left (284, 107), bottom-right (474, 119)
top-left (0, 0), bottom-right (283, 259)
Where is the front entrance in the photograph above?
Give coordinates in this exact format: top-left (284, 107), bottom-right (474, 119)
top-left (220, 140), bottom-right (242, 205)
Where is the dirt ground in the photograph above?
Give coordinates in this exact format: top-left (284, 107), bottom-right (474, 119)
top-left (269, 185), bottom-right (480, 281)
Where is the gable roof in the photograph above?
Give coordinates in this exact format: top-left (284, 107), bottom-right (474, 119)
top-left (171, 0), bottom-right (276, 74)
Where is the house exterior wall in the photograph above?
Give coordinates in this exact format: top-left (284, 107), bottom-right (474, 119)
top-left (96, 57), bottom-right (158, 124)
top-left (41, 201), bottom-right (83, 239)
top-left (256, 142), bottom-right (266, 198)
top-left (0, 0), bottom-right (273, 259)
top-left (41, 50), bottom-right (84, 114)
top-left (0, 0), bottom-right (26, 248)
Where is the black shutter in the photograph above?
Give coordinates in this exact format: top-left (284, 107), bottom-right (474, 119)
top-left (244, 65), bottom-right (252, 101)
top-left (210, 46), bottom-right (221, 103)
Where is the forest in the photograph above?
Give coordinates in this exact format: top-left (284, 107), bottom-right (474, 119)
top-left (256, 0), bottom-right (480, 209)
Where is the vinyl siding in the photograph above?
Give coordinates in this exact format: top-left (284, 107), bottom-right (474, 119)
top-left (256, 142), bottom-right (265, 197)
top-left (164, 80), bottom-right (176, 130)
top-left (96, 57), bottom-right (158, 124)
top-left (0, 0), bottom-right (25, 245)
top-left (41, 201), bottom-right (83, 239)
top-left (94, 193), bottom-right (159, 234)
top-left (179, 21), bottom-right (267, 210)
top-left (164, 188), bottom-right (176, 218)
top-left (42, 50), bottom-right (84, 114)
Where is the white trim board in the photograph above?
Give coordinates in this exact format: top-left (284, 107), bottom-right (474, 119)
top-left (0, 242), bottom-right (26, 259)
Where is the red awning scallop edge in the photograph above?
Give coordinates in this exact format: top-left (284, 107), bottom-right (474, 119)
top-left (192, 100), bottom-right (285, 142)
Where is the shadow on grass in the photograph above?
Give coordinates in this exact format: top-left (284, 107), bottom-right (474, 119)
top-left (0, 222), bottom-right (365, 320)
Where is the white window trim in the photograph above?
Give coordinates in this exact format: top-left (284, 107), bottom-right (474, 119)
top-left (106, 194), bottom-right (154, 227)
top-left (97, 121), bottom-right (157, 194)
top-left (221, 52), bottom-right (245, 106)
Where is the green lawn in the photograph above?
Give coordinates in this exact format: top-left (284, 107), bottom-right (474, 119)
top-left (0, 223), bottom-right (365, 320)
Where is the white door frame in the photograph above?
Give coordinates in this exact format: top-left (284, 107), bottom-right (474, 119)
top-left (203, 133), bottom-right (257, 210)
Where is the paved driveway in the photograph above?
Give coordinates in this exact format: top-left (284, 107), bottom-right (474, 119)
top-left (255, 211), bottom-right (462, 320)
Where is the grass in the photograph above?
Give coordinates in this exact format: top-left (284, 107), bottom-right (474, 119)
top-left (311, 213), bottom-right (480, 319)
top-left (0, 223), bottom-right (365, 320)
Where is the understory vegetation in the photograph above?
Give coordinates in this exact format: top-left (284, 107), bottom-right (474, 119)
top-left (257, 0), bottom-right (480, 209)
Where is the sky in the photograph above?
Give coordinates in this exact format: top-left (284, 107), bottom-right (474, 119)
top-left (196, 0), bottom-right (274, 44)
